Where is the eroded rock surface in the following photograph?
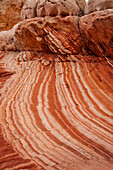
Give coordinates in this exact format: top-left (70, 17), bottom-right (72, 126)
top-left (14, 16), bottom-right (84, 53)
top-left (0, 0), bottom-right (26, 31)
top-left (80, 10), bottom-right (113, 58)
top-left (85, 0), bottom-right (113, 14)
top-left (0, 0), bottom-right (113, 169)
top-left (0, 22), bottom-right (22, 51)
top-left (21, 0), bottom-right (86, 20)
top-left (21, 0), bottom-right (40, 20)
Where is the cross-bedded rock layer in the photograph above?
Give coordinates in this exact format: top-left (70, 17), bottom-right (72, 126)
top-left (0, 0), bottom-right (113, 169)
top-left (0, 50), bottom-right (113, 169)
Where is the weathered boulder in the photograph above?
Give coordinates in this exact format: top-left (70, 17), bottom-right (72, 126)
top-left (1, 8), bottom-right (113, 59)
top-left (36, 0), bottom-right (86, 17)
top-left (85, 0), bottom-right (113, 14)
top-left (21, 0), bottom-right (86, 20)
top-left (21, 0), bottom-right (40, 20)
top-left (14, 16), bottom-right (84, 54)
top-left (80, 9), bottom-right (113, 58)
top-left (0, 22), bottom-right (21, 51)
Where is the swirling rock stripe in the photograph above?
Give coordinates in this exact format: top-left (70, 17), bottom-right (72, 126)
top-left (0, 52), bottom-right (38, 169)
top-left (14, 17), bottom-right (84, 54)
top-left (0, 52), bottom-right (113, 169)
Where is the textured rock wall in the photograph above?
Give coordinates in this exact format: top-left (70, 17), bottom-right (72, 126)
top-left (85, 0), bottom-right (113, 14)
top-left (0, 49), bottom-right (113, 169)
top-left (21, 0), bottom-right (86, 20)
top-left (0, 0), bottom-right (26, 31)
top-left (0, 0), bottom-right (113, 169)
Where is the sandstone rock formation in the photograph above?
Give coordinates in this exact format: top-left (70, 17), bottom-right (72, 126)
top-left (0, 0), bottom-right (113, 169)
top-left (14, 16), bottom-right (84, 53)
top-left (21, 0), bottom-right (40, 20)
top-left (0, 22), bottom-right (21, 51)
top-left (0, 0), bottom-right (26, 31)
top-left (21, 0), bottom-right (86, 20)
top-left (80, 10), bottom-right (113, 58)
top-left (85, 0), bottom-right (113, 14)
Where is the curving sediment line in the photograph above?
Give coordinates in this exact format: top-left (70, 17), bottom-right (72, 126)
top-left (0, 52), bottom-right (113, 169)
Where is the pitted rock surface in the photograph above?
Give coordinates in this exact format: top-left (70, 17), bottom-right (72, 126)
top-left (21, 0), bottom-right (86, 20)
top-left (85, 0), bottom-right (113, 14)
top-left (21, 0), bottom-right (40, 20)
top-left (0, 0), bottom-right (26, 31)
top-left (0, 22), bottom-right (21, 51)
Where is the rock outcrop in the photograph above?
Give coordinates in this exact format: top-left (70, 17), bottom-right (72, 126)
top-left (21, 0), bottom-right (40, 20)
top-left (85, 0), bottom-right (113, 14)
top-left (0, 0), bottom-right (113, 169)
top-left (80, 10), bottom-right (113, 58)
top-left (0, 0), bottom-right (26, 31)
top-left (0, 22), bottom-right (21, 51)
top-left (21, 0), bottom-right (86, 20)
top-left (14, 16), bottom-right (84, 53)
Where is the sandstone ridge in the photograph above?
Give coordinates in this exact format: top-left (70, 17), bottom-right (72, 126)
top-left (0, 0), bottom-right (113, 169)
top-left (1, 9), bottom-right (113, 59)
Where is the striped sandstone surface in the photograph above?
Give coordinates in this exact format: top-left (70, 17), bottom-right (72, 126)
top-left (0, 0), bottom-right (113, 169)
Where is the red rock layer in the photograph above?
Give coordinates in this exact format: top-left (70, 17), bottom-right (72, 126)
top-left (80, 10), bottom-right (113, 58)
top-left (0, 2), bottom-right (113, 169)
top-left (14, 16), bottom-right (83, 53)
top-left (0, 126), bottom-right (37, 169)
top-left (0, 51), bottom-right (113, 169)
top-left (1, 10), bottom-right (113, 58)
